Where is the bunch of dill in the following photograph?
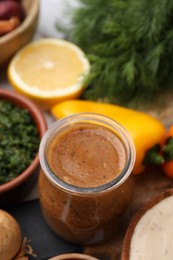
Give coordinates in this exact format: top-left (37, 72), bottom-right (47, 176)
top-left (61, 0), bottom-right (173, 106)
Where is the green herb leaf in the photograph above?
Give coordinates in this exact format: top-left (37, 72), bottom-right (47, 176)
top-left (0, 100), bottom-right (39, 185)
top-left (59, 0), bottom-right (173, 106)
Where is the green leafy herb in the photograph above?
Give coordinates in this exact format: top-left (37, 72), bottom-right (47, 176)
top-left (0, 100), bottom-right (40, 185)
top-left (58, 0), bottom-right (173, 106)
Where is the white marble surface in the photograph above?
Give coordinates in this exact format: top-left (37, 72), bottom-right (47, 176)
top-left (37, 0), bottom-right (79, 39)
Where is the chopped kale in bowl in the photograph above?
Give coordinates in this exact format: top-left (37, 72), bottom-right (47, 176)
top-left (0, 100), bottom-right (40, 185)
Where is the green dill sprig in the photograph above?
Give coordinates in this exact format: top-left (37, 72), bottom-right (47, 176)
top-left (58, 0), bottom-right (173, 106)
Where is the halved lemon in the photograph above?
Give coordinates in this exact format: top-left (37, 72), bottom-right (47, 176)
top-left (8, 38), bottom-right (90, 109)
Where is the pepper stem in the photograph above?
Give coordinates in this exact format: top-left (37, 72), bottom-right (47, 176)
top-left (162, 137), bottom-right (173, 161)
top-left (143, 144), bottom-right (164, 165)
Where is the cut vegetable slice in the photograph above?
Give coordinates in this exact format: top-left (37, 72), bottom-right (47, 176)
top-left (8, 38), bottom-right (90, 109)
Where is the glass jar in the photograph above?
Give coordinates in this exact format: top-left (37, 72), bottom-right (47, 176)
top-left (38, 113), bottom-right (136, 245)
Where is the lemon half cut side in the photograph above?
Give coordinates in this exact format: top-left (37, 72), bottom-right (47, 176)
top-left (8, 38), bottom-right (90, 109)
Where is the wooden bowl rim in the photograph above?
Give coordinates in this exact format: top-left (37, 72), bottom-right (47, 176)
top-left (121, 188), bottom-right (173, 260)
top-left (0, 0), bottom-right (40, 44)
top-left (0, 88), bottom-right (47, 194)
top-left (49, 253), bottom-right (98, 260)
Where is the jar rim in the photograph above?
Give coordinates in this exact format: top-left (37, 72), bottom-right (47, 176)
top-left (39, 113), bottom-right (136, 195)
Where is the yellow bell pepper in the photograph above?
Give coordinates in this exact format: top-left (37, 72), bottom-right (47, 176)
top-left (50, 100), bottom-right (166, 175)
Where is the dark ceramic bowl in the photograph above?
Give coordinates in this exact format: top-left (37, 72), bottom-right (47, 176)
top-left (0, 88), bottom-right (47, 205)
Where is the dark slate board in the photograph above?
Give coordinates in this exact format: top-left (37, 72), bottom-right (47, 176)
top-left (3, 199), bottom-right (82, 260)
